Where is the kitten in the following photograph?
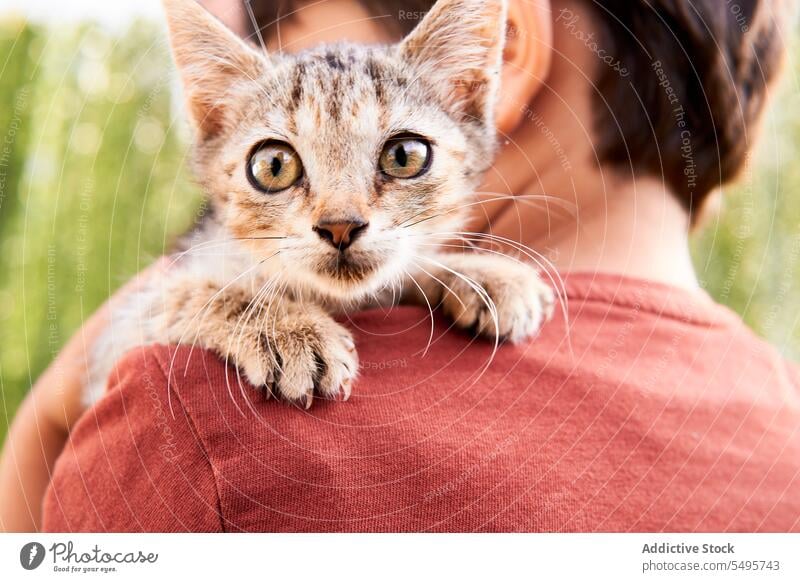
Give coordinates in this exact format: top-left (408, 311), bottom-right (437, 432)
top-left (87, 0), bottom-right (555, 407)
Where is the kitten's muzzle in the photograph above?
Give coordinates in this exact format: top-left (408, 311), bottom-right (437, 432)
top-left (313, 219), bottom-right (369, 252)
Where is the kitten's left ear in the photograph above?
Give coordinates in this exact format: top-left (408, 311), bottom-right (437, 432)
top-left (399, 0), bottom-right (508, 126)
top-left (162, 0), bottom-right (265, 140)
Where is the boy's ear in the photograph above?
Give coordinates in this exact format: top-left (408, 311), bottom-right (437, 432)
top-left (495, 0), bottom-right (551, 134)
top-left (162, 0), bottom-right (265, 139)
top-left (399, 0), bottom-right (508, 126)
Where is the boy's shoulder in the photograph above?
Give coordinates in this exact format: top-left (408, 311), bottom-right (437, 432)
top-left (43, 279), bottom-right (800, 532)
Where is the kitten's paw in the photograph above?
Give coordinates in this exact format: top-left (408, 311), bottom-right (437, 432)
top-left (437, 255), bottom-right (555, 343)
top-left (239, 309), bottom-right (358, 408)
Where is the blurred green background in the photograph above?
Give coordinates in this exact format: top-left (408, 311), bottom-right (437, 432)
top-left (0, 18), bottom-right (799, 442)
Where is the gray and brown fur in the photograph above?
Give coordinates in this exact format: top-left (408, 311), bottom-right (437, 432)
top-left (85, 0), bottom-right (554, 407)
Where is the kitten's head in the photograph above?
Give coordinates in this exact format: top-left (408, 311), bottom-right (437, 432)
top-left (163, 0), bottom-right (507, 301)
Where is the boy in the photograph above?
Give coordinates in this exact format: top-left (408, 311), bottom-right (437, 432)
top-left (2, 0), bottom-right (798, 532)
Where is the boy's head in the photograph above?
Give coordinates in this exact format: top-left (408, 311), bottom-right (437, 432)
top-left (249, 0), bottom-right (791, 214)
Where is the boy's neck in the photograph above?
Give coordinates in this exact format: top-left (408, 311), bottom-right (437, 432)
top-left (481, 150), bottom-right (701, 292)
top-left (534, 176), bottom-right (701, 291)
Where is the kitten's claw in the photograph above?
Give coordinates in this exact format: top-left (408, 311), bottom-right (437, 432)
top-left (236, 308), bottom-right (358, 407)
top-left (242, 358), bottom-right (273, 389)
top-left (341, 378), bottom-right (353, 401)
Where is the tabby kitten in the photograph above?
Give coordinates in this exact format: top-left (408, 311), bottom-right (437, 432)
top-left (87, 0), bottom-right (554, 407)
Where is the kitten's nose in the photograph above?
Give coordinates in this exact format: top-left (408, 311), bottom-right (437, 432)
top-left (313, 219), bottom-right (369, 251)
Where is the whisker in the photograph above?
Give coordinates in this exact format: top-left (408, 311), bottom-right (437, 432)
top-left (227, 272), bottom-right (284, 415)
top-left (412, 254), bottom-right (502, 378)
top-left (165, 252), bottom-right (282, 417)
top-left (395, 193), bottom-right (577, 230)
top-left (402, 268), bottom-right (437, 357)
top-left (167, 238), bottom-right (250, 268)
top-left (474, 191), bottom-right (577, 209)
top-left (414, 254), bottom-right (500, 344)
top-left (233, 236), bottom-right (289, 241)
top-left (417, 231), bottom-right (574, 359)
top-left (263, 278), bottom-right (292, 385)
top-left (243, 0), bottom-right (268, 54)
top-left (413, 263), bottom-right (468, 314)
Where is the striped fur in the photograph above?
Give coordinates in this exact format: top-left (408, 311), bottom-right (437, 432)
top-left (84, 0), bottom-right (553, 407)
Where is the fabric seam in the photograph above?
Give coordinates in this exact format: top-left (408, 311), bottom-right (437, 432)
top-left (151, 346), bottom-right (227, 533)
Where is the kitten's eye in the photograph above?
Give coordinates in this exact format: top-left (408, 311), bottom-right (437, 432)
top-left (379, 136), bottom-right (432, 179)
top-left (247, 141), bottom-right (303, 193)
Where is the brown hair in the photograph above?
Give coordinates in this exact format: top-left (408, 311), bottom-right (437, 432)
top-left (250, 0), bottom-right (789, 213)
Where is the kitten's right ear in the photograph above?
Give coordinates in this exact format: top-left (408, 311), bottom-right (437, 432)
top-left (162, 0), bottom-right (265, 139)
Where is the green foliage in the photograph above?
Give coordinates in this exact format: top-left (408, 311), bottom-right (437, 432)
top-left (692, 48), bottom-right (800, 362)
top-left (0, 20), bottom-right (798, 442)
top-left (0, 20), bottom-right (202, 441)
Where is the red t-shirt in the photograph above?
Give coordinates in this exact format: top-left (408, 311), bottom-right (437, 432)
top-left (42, 273), bottom-right (800, 532)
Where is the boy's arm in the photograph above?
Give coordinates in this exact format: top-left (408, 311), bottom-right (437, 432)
top-left (0, 299), bottom-right (107, 531)
top-left (40, 344), bottom-right (222, 533)
top-left (0, 261), bottom-right (165, 532)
